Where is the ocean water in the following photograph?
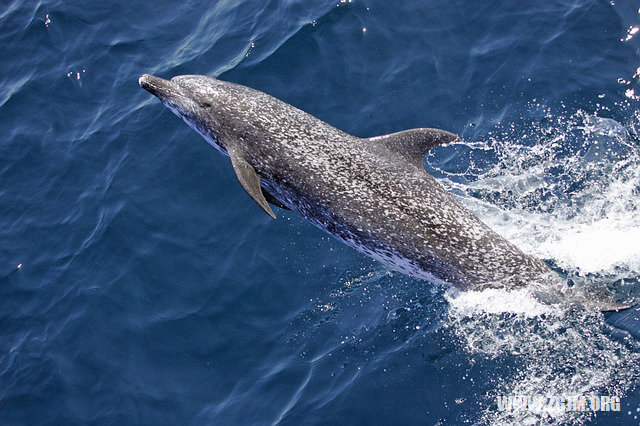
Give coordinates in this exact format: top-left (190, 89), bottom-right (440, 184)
top-left (2, 0), bottom-right (640, 424)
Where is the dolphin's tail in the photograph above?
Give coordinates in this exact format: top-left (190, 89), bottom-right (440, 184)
top-left (530, 275), bottom-right (636, 312)
top-left (569, 289), bottom-right (635, 312)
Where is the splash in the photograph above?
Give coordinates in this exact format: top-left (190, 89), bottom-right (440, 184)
top-left (446, 289), bottom-right (639, 425)
top-left (431, 106), bottom-right (640, 424)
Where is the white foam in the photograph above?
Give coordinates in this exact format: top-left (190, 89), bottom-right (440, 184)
top-left (445, 287), bottom-right (557, 317)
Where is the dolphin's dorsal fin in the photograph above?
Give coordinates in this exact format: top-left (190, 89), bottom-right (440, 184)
top-left (367, 128), bottom-right (459, 164)
top-left (228, 149), bottom-right (276, 219)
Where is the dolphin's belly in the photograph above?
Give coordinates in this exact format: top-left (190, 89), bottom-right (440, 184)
top-left (323, 223), bottom-right (453, 287)
top-left (306, 212), bottom-right (451, 285)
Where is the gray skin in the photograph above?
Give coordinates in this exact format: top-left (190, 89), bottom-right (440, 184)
top-left (138, 74), bottom-right (626, 309)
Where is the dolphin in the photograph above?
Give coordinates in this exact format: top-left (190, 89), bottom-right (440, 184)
top-left (138, 74), bottom-right (630, 311)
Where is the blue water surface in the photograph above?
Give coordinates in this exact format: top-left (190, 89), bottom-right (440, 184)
top-left (2, 0), bottom-right (640, 424)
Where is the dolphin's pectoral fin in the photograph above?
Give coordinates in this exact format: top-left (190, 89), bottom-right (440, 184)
top-left (262, 188), bottom-right (290, 211)
top-left (368, 128), bottom-right (459, 164)
top-left (228, 151), bottom-right (276, 219)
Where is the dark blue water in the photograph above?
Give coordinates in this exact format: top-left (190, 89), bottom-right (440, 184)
top-left (2, 0), bottom-right (640, 424)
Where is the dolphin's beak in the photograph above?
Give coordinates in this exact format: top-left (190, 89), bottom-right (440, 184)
top-left (139, 74), bottom-right (174, 99)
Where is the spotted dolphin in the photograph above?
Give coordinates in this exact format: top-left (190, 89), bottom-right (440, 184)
top-left (138, 74), bottom-right (629, 310)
